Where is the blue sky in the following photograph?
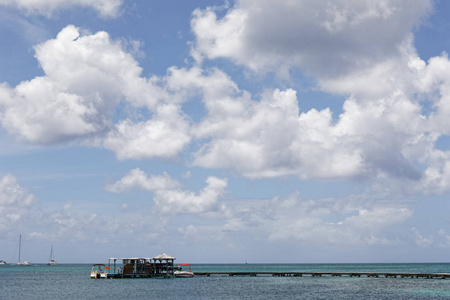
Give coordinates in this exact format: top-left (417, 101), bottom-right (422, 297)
top-left (1, 0), bottom-right (450, 264)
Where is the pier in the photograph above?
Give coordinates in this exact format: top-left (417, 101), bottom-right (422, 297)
top-left (194, 271), bottom-right (450, 279)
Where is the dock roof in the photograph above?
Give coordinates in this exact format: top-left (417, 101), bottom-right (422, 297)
top-left (109, 257), bottom-right (152, 260)
top-left (152, 253), bottom-right (175, 260)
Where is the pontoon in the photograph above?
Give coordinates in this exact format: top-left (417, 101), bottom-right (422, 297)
top-left (90, 264), bottom-right (108, 279)
top-left (175, 264), bottom-right (194, 278)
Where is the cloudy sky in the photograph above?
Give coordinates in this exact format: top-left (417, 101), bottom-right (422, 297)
top-left (1, 0), bottom-right (450, 264)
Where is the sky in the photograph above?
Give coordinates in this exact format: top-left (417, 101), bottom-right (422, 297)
top-left (1, 0), bottom-right (450, 264)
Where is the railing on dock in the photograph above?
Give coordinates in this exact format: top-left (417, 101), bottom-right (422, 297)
top-left (193, 272), bottom-right (450, 279)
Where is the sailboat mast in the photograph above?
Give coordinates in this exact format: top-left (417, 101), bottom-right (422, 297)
top-left (49, 245), bottom-right (53, 262)
top-left (18, 234), bottom-right (21, 263)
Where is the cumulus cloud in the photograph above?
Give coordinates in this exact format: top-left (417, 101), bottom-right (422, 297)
top-left (105, 168), bottom-right (417, 248)
top-left (2, 22), bottom-right (447, 188)
top-left (188, 73), bottom-right (428, 181)
top-left (2, 2), bottom-right (450, 192)
top-left (0, 25), bottom-right (190, 159)
top-left (0, 25), bottom-right (137, 143)
top-left (103, 104), bottom-right (191, 160)
top-left (154, 176), bottom-right (228, 215)
top-left (420, 149), bottom-right (450, 194)
top-left (191, 0), bottom-right (431, 81)
top-left (185, 0), bottom-right (450, 188)
top-left (107, 169), bottom-right (228, 215)
top-left (0, 174), bottom-right (35, 233)
top-left (0, 0), bottom-right (123, 18)
top-left (105, 168), bottom-right (180, 193)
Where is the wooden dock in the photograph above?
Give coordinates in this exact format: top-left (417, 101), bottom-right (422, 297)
top-left (194, 272), bottom-right (450, 279)
top-left (106, 273), bottom-right (173, 279)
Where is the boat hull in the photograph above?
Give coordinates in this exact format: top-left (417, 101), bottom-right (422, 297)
top-left (91, 271), bottom-right (108, 279)
top-left (175, 271), bottom-right (194, 278)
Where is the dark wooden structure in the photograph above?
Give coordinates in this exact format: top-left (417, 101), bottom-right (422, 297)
top-left (102, 253), bottom-right (176, 279)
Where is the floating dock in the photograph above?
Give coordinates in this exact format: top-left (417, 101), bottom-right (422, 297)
top-left (194, 271), bottom-right (450, 279)
top-left (91, 254), bottom-right (178, 279)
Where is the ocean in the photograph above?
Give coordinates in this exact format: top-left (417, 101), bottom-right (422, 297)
top-left (2, 263), bottom-right (450, 299)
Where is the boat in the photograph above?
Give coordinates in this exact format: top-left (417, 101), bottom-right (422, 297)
top-left (0, 260), bottom-right (6, 265)
top-left (90, 264), bottom-right (108, 279)
top-left (14, 234), bottom-right (31, 266)
top-left (47, 245), bottom-right (57, 265)
top-left (174, 264), bottom-right (194, 278)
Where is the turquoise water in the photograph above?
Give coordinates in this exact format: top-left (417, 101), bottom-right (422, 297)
top-left (1, 263), bottom-right (450, 299)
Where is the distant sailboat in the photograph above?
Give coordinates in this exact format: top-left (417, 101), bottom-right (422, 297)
top-left (14, 234), bottom-right (31, 266)
top-left (47, 245), bottom-right (57, 265)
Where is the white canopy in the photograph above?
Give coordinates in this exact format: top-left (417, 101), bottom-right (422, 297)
top-left (152, 253), bottom-right (176, 260)
top-left (109, 257), bottom-right (152, 260)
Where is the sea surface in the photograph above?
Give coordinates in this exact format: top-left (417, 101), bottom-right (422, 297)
top-left (2, 263), bottom-right (450, 299)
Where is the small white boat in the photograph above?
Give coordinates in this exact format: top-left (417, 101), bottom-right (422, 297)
top-left (47, 245), bottom-right (57, 265)
top-left (48, 260), bottom-right (57, 265)
top-left (0, 260), bottom-right (6, 265)
top-left (13, 235), bottom-right (31, 266)
top-left (91, 264), bottom-right (108, 279)
top-left (174, 264), bottom-right (194, 278)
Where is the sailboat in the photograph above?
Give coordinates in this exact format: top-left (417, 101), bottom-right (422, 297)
top-left (47, 245), bottom-right (57, 265)
top-left (15, 234), bottom-right (31, 266)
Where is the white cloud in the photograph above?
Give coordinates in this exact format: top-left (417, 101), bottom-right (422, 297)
top-left (417, 53), bottom-right (450, 134)
top-left (186, 19), bottom-right (450, 188)
top-left (178, 224), bottom-right (198, 239)
top-left (107, 168), bottom-right (228, 215)
top-left (437, 229), bottom-right (450, 248)
top-left (420, 149), bottom-right (450, 194)
top-left (0, 78), bottom-right (103, 144)
top-left (0, 25), bottom-right (196, 160)
top-left (190, 79), bottom-right (428, 181)
top-left (412, 227), bottom-right (434, 248)
top-left (154, 176), bottom-right (228, 215)
top-left (33, 25), bottom-right (164, 110)
top-left (193, 88), bottom-right (304, 178)
top-left (0, 0), bottom-right (123, 18)
top-left (191, 0), bottom-right (431, 81)
top-left (105, 168), bottom-right (180, 193)
top-left (1, 3), bottom-right (450, 193)
top-left (162, 190), bottom-right (413, 248)
top-left (0, 25), bottom-right (139, 144)
top-left (103, 104), bottom-right (191, 160)
top-left (0, 25), bottom-right (188, 160)
top-left (221, 193), bottom-right (412, 246)
top-left (188, 0), bottom-right (442, 184)
top-left (32, 200), bottom-right (163, 245)
top-left (0, 174), bottom-right (35, 233)
top-left (0, 171), bottom-right (415, 250)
